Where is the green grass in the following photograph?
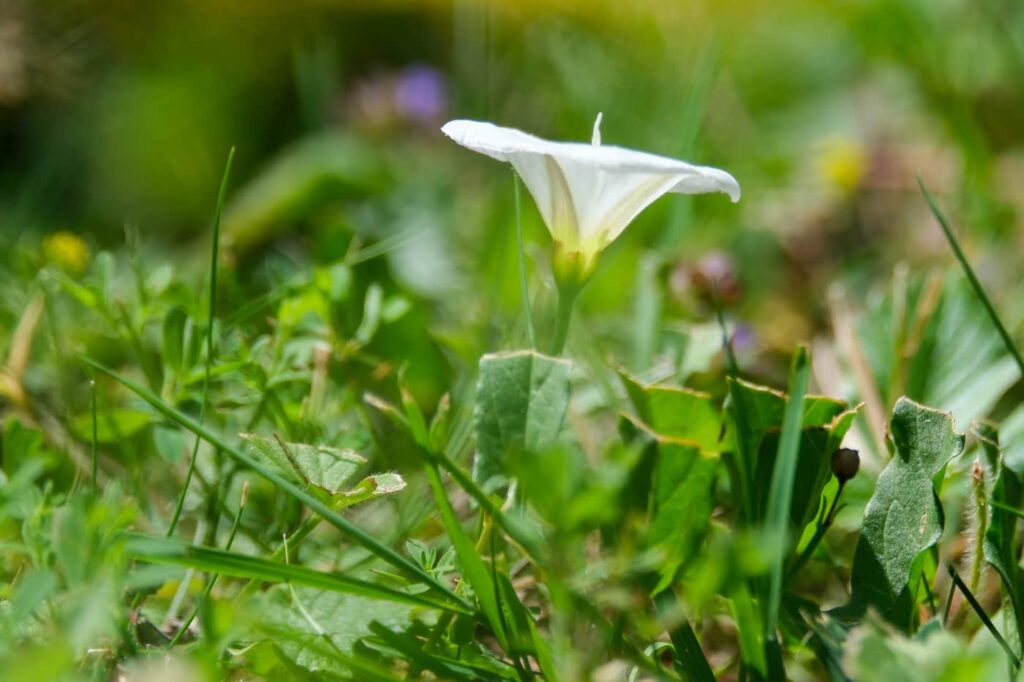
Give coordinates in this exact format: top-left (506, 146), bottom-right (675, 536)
top-left (4, 3), bottom-right (1024, 680)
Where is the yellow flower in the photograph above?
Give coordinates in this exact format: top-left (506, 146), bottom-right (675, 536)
top-left (43, 231), bottom-right (90, 274)
top-left (820, 137), bottom-right (866, 193)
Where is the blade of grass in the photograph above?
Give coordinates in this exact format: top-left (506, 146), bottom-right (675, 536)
top-left (167, 147), bottom-right (235, 537)
top-left (123, 532), bottom-right (470, 615)
top-left (947, 563), bottom-right (1021, 670)
top-left (919, 177), bottom-right (1024, 378)
top-left (423, 460), bottom-right (509, 649)
top-left (632, 252), bottom-right (662, 371)
top-left (765, 346), bottom-right (810, 638)
top-left (654, 589), bottom-right (716, 682)
top-left (513, 173), bottom-right (536, 349)
top-left (717, 302), bottom-right (753, 525)
top-left (85, 358), bottom-right (469, 609)
top-left (991, 500), bottom-right (1024, 518)
top-left (169, 482), bottom-right (249, 646)
top-left (432, 449), bottom-right (544, 563)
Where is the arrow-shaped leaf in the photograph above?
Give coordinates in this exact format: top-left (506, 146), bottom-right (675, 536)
top-left (837, 397), bottom-right (964, 628)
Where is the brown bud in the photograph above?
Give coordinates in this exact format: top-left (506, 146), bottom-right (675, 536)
top-left (831, 447), bottom-right (860, 483)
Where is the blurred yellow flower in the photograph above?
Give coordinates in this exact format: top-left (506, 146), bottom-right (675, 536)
top-left (43, 231), bottom-right (90, 274)
top-left (820, 138), bottom-right (866, 193)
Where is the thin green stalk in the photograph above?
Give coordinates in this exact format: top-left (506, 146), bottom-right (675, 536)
top-left (236, 490), bottom-right (392, 601)
top-left (717, 302), bottom-right (753, 526)
top-left (547, 285), bottom-right (578, 356)
top-left (991, 500), bottom-right (1024, 518)
top-left (169, 482), bottom-right (248, 646)
top-left (920, 178), bottom-right (1024, 378)
top-left (969, 459), bottom-right (989, 593)
top-left (947, 563), bottom-right (1021, 670)
top-left (90, 379), bottom-right (98, 493)
top-left (167, 147), bottom-right (236, 538)
top-left (84, 357), bottom-right (470, 610)
top-left (513, 173), bottom-right (536, 349)
top-left (765, 346), bottom-right (810, 638)
top-left (432, 449), bottom-right (544, 562)
top-left (786, 483), bottom-right (844, 582)
top-left (423, 458), bottom-right (509, 649)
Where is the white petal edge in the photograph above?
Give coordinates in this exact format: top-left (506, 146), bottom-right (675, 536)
top-left (442, 119), bottom-right (740, 203)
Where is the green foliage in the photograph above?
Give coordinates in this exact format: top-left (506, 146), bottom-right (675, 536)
top-left (847, 620), bottom-right (1005, 682)
top-left (839, 398), bottom-right (965, 628)
top-left (241, 433), bottom-right (367, 496)
top-left (978, 423), bottom-right (1024, 657)
top-left (5, 2), bottom-right (1024, 677)
top-left (473, 350), bottom-right (572, 487)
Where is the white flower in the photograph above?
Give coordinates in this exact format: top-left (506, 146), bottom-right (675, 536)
top-left (442, 115), bottom-right (740, 278)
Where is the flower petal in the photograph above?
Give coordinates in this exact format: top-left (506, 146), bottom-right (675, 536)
top-left (442, 119), bottom-right (740, 256)
top-left (441, 120), bottom-right (548, 162)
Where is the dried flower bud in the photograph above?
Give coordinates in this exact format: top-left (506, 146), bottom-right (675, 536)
top-left (831, 447), bottom-right (860, 483)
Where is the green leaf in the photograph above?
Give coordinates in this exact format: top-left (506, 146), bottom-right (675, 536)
top-left (616, 369), bottom-right (725, 586)
top-left (161, 306), bottom-right (188, 376)
top-left (257, 586), bottom-right (420, 678)
top-left (838, 397), bottom-right (964, 627)
top-left (473, 350), bottom-right (572, 486)
top-left (123, 533), bottom-right (463, 614)
top-left (847, 619), bottom-right (1004, 682)
top-left (240, 433), bottom-right (366, 496)
top-left (978, 422), bottom-right (1024, 655)
top-left (84, 358), bottom-right (468, 607)
top-left (621, 415), bottom-right (718, 592)
top-left (423, 462), bottom-right (509, 650)
top-left (725, 377), bottom-right (848, 526)
top-left (730, 582), bottom-right (767, 677)
top-left (336, 473), bottom-right (407, 509)
top-left (755, 405), bottom-right (858, 538)
top-left (72, 408), bottom-right (154, 443)
top-left (653, 589), bottom-right (716, 682)
top-left (617, 368), bottom-right (722, 451)
top-left (765, 346), bottom-right (810, 637)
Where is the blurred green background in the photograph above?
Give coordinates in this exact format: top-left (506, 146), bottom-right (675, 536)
top-left (3, 0), bottom-right (1024, 400)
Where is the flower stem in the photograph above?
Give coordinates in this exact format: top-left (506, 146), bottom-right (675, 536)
top-left (513, 173), bottom-right (536, 349)
top-left (548, 284), bottom-right (578, 356)
top-left (786, 482), bottom-right (845, 582)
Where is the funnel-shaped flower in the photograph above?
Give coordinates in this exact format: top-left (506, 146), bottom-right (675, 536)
top-left (442, 117), bottom-right (740, 283)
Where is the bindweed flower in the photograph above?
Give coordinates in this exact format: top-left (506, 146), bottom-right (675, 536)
top-left (442, 115), bottom-right (740, 289)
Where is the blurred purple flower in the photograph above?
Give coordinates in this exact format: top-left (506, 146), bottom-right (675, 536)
top-left (731, 322), bottom-right (756, 353)
top-left (347, 64), bottom-right (448, 130)
top-left (395, 65), bottom-right (447, 123)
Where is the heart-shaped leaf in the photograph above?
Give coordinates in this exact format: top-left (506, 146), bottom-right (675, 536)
top-left (473, 350), bottom-right (572, 486)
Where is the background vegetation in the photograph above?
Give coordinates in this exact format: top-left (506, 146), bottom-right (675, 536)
top-left (3, 0), bottom-right (1024, 679)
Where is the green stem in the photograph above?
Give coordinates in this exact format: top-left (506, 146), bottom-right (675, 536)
top-left (786, 483), bottom-right (844, 582)
top-left (948, 563), bottom-right (1021, 670)
top-left (513, 173), bottom-right (536, 349)
top-left (90, 380), bottom-right (98, 494)
top-left (167, 147), bottom-right (235, 538)
top-left (169, 484), bottom-right (247, 647)
top-left (920, 178), bottom-right (1024, 379)
top-left (548, 285), bottom-right (578, 356)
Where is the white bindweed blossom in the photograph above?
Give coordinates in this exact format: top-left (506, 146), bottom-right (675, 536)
top-left (442, 115), bottom-right (740, 283)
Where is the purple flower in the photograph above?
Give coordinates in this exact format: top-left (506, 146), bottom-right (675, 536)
top-left (395, 65), bottom-right (447, 123)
